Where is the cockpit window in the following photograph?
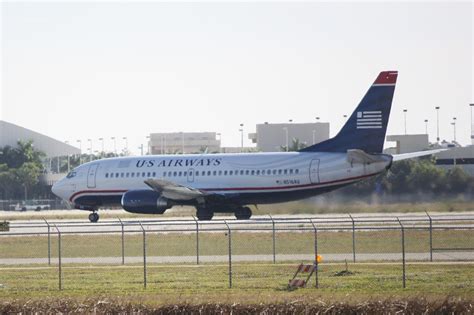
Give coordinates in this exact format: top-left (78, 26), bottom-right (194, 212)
top-left (66, 171), bottom-right (77, 179)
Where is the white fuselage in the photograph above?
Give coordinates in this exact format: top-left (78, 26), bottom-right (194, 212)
top-left (52, 151), bottom-right (392, 207)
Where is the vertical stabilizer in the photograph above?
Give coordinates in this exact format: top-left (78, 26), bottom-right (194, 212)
top-left (300, 71), bottom-right (398, 153)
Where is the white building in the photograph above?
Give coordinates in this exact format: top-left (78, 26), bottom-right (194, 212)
top-left (0, 120), bottom-right (80, 158)
top-left (248, 122), bottom-right (330, 152)
top-left (386, 134), bottom-right (430, 154)
top-left (149, 132), bottom-right (221, 154)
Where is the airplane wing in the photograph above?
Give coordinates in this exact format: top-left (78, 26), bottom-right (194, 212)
top-left (144, 179), bottom-right (205, 201)
top-left (392, 149), bottom-right (447, 162)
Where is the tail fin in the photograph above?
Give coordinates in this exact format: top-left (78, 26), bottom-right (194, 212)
top-left (300, 71), bottom-right (398, 154)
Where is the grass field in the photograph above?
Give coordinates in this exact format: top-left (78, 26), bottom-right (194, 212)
top-left (1, 229), bottom-right (472, 259)
top-left (0, 263), bottom-right (473, 304)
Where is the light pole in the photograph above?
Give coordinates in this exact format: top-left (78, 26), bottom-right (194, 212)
top-left (123, 137), bottom-right (128, 154)
top-left (452, 117), bottom-right (457, 142)
top-left (424, 119), bottom-right (428, 135)
top-left (470, 104), bottom-right (474, 144)
top-left (216, 133), bottom-right (221, 153)
top-left (98, 138), bottom-right (104, 154)
top-left (111, 137), bottom-right (117, 155)
top-left (239, 123), bottom-right (244, 153)
top-left (403, 109), bottom-right (407, 135)
top-left (76, 140), bottom-right (82, 164)
top-left (65, 141), bottom-right (70, 172)
top-left (435, 106), bottom-right (440, 142)
top-left (87, 139), bottom-right (92, 162)
top-left (283, 127), bottom-right (289, 151)
top-left (146, 136), bottom-right (151, 155)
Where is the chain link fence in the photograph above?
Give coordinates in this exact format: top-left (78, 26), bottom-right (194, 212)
top-left (0, 213), bottom-right (473, 292)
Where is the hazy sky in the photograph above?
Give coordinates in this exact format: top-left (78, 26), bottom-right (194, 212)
top-left (1, 1), bottom-right (473, 155)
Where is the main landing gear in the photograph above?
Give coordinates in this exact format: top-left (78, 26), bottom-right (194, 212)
top-left (88, 211), bottom-right (99, 223)
top-left (235, 207), bottom-right (252, 220)
top-left (195, 206), bottom-right (252, 221)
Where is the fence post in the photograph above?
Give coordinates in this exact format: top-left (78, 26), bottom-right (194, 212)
top-left (349, 214), bottom-right (356, 263)
top-left (425, 211), bottom-right (433, 262)
top-left (224, 220), bottom-right (232, 288)
top-left (397, 217), bottom-right (406, 289)
top-left (269, 215), bottom-right (276, 264)
top-left (118, 218), bottom-right (125, 265)
top-left (53, 224), bottom-right (62, 290)
top-left (309, 219), bottom-right (319, 288)
top-left (44, 218), bottom-right (51, 266)
top-left (192, 215), bottom-right (200, 265)
top-left (139, 222), bottom-right (147, 289)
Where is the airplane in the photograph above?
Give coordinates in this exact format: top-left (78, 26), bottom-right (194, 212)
top-left (52, 71), bottom-right (443, 222)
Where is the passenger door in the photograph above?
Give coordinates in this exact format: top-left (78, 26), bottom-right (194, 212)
top-left (309, 159), bottom-right (320, 184)
top-left (87, 164), bottom-right (99, 188)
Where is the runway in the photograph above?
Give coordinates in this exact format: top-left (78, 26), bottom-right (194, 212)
top-left (0, 252), bottom-right (472, 265)
top-left (2, 211), bottom-right (474, 235)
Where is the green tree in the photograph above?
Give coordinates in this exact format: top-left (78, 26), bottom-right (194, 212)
top-left (280, 138), bottom-right (307, 152)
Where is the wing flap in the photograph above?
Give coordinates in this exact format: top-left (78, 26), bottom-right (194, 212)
top-left (144, 179), bottom-right (204, 201)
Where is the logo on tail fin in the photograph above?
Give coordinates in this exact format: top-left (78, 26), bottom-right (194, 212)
top-left (356, 111), bottom-right (382, 129)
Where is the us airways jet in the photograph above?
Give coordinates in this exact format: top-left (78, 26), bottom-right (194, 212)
top-left (52, 71), bottom-right (442, 222)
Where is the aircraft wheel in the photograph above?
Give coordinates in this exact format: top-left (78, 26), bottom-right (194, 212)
top-left (235, 207), bottom-right (252, 220)
top-left (89, 212), bottom-right (99, 223)
top-left (196, 208), bottom-right (214, 221)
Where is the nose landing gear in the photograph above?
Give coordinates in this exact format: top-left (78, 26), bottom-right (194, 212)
top-left (88, 211), bottom-right (99, 223)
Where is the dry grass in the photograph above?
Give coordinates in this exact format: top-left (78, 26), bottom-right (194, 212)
top-left (0, 297), bottom-right (472, 314)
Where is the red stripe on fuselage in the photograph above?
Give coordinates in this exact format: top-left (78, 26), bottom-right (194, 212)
top-left (69, 172), bottom-right (378, 203)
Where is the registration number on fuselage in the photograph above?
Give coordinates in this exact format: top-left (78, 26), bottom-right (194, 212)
top-left (276, 179), bottom-right (300, 185)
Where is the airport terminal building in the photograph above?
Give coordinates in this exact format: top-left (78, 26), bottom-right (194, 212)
top-left (249, 122), bottom-right (330, 152)
top-left (0, 120), bottom-right (80, 158)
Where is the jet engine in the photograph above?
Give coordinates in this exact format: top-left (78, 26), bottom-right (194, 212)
top-left (121, 189), bottom-right (171, 214)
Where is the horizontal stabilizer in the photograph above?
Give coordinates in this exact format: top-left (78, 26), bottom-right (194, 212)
top-left (347, 149), bottom-right (388, 164)
top-left (392, 149), bottom-right (448, 162)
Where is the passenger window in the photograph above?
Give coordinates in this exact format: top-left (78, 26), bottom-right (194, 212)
top-left (163, 172), bottom-right (167, 177)
top-left (152, 172), bottom-right (156, 177)
top-left (289, 169), bottom-right (293, 174)
top-left (278, 169), bottom-right (282, 175)
top-left (116, 173), bottom-right (119, 178)
top-left (240, 170), bottom-right (244, 175)
top-left (272, 170), bottom-right (277, 175)
top-left (141, 172), bottom-right (145, 177)
top-left (218, 170), bottom-right (222, 176)
top-left (256, 170), bottom-right (260, 175)
top-left (178, 171), bottom-right (182, 176)
top-left (147, 172), bottom-right (151, 177)
top-left (196, 171), bottom-right (199, 176)
top-left (251, 170), bottom-right (255, 175)
top-left (213, 171), bottom-right (217, 176)
top-left (207, 171), bottom-right (211, 176)
top-left (126, 172), bottom-right (129, 177)
top-left (224, 170), bottom-right (227, 176)
top-left (267, 170), bottom-right (271, 175)
top-left (295, 169), bottom-right (299, 174)
top-left (184, 171), bottom-right (188, 176)
top-left (229, 170), bottom-right (233, 175)
top-left (284, 169), bottom-right (288, 175)
top-left (131, 172), bottom-right (135, 178)
top-left (173, 171), bottom-right (177, 176)
top-left (105, 173), bottom-right (109, 178)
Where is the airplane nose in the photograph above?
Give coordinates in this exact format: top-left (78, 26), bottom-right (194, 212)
top-left (52, 180), bottom-right (66, 199)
